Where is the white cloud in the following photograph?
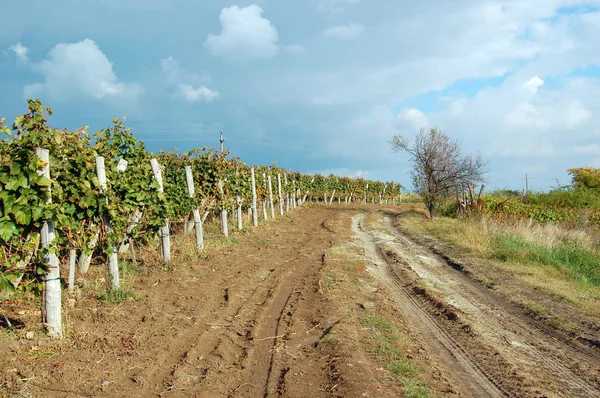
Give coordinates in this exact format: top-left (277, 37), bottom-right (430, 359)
top-left (177, 84), bottom-right (219, 102)
top-left (396, 108), bottom-right (429, 132)
top-left (323, 23), bottom-right (364, 39)
top-left (24, 39), bottom-right (140, 101)
top-left (419, 75), bottom-right (599, 162)
top-left (159, 56), bottom-right (219, 102)
top-left (282, 44), bottom-right (306, 54)
top-left (204, 5), bottom-right (279, 63)
top-left (313, 0), bottom-right (362, 13)
top-left (524, 76), bottom-right (544, 93)
top-left (9, 42), bottom-right (28, 62)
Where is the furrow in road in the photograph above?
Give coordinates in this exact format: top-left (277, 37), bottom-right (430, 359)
top-left (380, 212), bottom-right (600, 397)
top-left (356, 209), bottom-right (600, 397)
top-left (353, 212), bottom-right (508, 397)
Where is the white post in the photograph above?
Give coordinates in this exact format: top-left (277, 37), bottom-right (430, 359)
top-left (236, 170), bottom-right (243, 230)
top-left (268, 175), bottom-right (275, 219)
top-left (78, 230), bottom-right (98, 274)
top-left (37, 148), bottom-right (62, 338)
top-left (217, 179), bottom-right (228, 237)
top-left (68, 249), bottom-right (76, 293)
top-left (96, 157), bottom-right (120, 289)
top-left (262, 173), bottom-right (269, 220)
top-left (277, 174), bottom-right (284, 216)
top-left (292, 181), bottom-right (297, 208)
top-left (284, 174), bottom-right (290, 213)
top-left (118, 209), bottom-right (143, 254)
top-left (365, 184), bottom-right (369, 204)
top-left (150, 158), bottom-right (170, 262)
top-left (251, 167), bottom-right (258, 226)
top-left (185, 166), bottom-right (204, 249)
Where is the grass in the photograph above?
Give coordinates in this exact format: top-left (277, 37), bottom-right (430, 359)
top-left (492, 235), bottom-right (600, 286)
top-left (358, 315), bottom-right (430, 397)
top-left (360, 315), bottom-right (393, 332)
top-left (324, 271), bottom-right (337, 288)
top-left (396, 208), bottom-right (600, 319)
top-left (98, 287), bottom-right (136, 304)
top-left (320, 333), bottom-right (335, 344)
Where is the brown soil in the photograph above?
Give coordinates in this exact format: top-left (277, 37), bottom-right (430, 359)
top-left (1, 205), bottom-right (599, 397)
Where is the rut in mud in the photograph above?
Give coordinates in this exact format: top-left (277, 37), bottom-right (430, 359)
top-left (354, 210), bottom-right (600, 398)
top-left (2, 206), bottom-right (600, 398)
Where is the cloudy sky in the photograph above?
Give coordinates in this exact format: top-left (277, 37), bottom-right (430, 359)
top-left (2, 0), bottom-right (599, 192)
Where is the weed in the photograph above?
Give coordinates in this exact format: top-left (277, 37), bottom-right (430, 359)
top-left (492, 235), bottom-right (600, 286)
top-left (403, 378), bottom-right (431, 398)
top-left (324, 271), bottom-right (337, 288)
top-left (368, 340), bottom-right (403, 360)
top-left (387, 360), bottom-right (419, 378)
top-left (360, 315), bottom-right (392, 332)
top-left (98, 287), bottom-right (136, 304)
top-left (320, 333), bottom-right (335, 344)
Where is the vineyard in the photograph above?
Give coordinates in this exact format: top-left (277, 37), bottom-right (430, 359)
top-left (0, 100), bottom-right (401, 338)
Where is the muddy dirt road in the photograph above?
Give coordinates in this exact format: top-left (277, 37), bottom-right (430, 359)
top-left (355, 209), bottom-right (600, 398)
top-left (1, 206), bottom-right (599, 397)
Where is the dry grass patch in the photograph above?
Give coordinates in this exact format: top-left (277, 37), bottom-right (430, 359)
top-left (396, 211), bottom-right (600, 319)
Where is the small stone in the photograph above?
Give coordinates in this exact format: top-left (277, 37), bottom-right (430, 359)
top-left (25, 331), bottom-right (34, 340)
top-left (67, 299), bottom-right (76, 308)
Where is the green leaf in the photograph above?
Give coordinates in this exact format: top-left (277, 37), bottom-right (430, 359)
top-left (0, 221), bottom-right (17, 241)
top-left (5, 175), bottom-right (28, 190)
top-left (36, 176), bottom-right (52, 187)
top-left (14, 208), bottom-right (31, 225)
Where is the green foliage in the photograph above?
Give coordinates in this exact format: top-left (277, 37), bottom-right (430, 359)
top-left (492, 235), bottom-right (600, 286)
top-left (479, 188), bottom-right (600, 226)
top-left (568, 167), bottom-right (600, 189)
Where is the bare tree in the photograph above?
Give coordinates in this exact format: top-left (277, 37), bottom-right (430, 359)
top-left (390, 128), bottom-right (487, 217)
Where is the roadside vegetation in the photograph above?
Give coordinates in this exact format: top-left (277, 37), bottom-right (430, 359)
top-left (395, 182), bottom-right (600, 320)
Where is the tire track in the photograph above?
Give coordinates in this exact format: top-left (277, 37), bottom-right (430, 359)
top-left (384, 210), bottom-right (600, 362)
top-left (378, 213), bottom-right (600, 397)
top-left (353, 212), bottom-right (508, 397)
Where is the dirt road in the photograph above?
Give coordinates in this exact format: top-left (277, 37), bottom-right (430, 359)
top-left (1, 206), bottom-right (599, 397)
top-left (355, 209), bottom-right (600, 397)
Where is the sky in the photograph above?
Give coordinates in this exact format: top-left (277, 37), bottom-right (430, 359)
top-left (1, 0), bottom-right (600, 192)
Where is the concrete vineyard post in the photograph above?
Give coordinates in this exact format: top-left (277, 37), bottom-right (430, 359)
top-left (292, 181), bottom-right (297, 208)
top-left (262, 173), bottom-right (269, 220)
top-left (236, 169), bottom-right (243, 230)
top-left (237, 200), bottom-right (243, 230)
top-left (118, 209), bottom-right (143, 254)
top-left (217, 179), bottom-right (229, 237)
top-left (96, 157), bottom-right (120, 289)
top-left (284, 173), bottom-right (290, 213)
top-left (150, 158), bottom-right (171, 262)
top-left (268, 175), bottom-right (275, 219)
top-left (77, 231), bottom-right (98, 274)
top-left (277, 173), bottom-right (284, 216)
top-left (251, 167), bottom-right (258, 226)
top-left (68, 249), bottom-right (76, 293)
top-left (185, 165), bottom-right (204, 249)
top-left (36, 148), bottom-right (62, 338)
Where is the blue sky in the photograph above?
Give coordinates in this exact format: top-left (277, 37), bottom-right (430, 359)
top-left (2, 0), bottom-right (600, 192)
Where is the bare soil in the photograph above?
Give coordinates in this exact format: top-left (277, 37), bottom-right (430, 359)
top-left (1, 205), bottom-right (599, 397)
